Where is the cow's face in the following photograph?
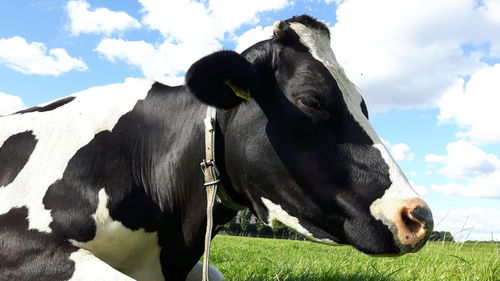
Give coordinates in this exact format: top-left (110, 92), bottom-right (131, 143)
top-left (186, 15), bottom-right (433, 255)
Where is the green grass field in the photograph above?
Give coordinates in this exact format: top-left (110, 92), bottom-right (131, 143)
top-left (209, 235), bottom-right (499, 281)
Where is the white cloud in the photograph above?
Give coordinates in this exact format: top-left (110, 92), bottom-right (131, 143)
top-left (235, 25), bottom-right (274, 53)
top-left (438, 64), bottom-right (500, 145)
top-left (208, 0), bottom-right (288, 33)
top-left (96, 39), bottom-right (166, 79)
top-left (391, 143), bottom-right (415, 161)
top-left (67, 0), bottom-right (141, 36)
top-left (0, 92), bottom-right (24, 115)
top-left (434, 207), bottom-right (500, 241)
top-left (331, 0), bottom-right (500, 112)
top-left (95, 0), bottom-right (288, 81)
top-left (409, 180), bottom-right (428, 196)
top-left (426, 140), bottom-right (499, 179)
top-left (382, 139), bottom-right (414, 161)
top-left (0, 36), bottom-right (87, 75)
top-left (139, 0), bottom-right (287, 41)
top-left (426, 140), bottom-right (500, 198)
top-left (96, 38), bottom-right (201, 83)
top-left (431, 175), bottom-right (500, 198)
top-left (481, 0), bottom-right (500, 25)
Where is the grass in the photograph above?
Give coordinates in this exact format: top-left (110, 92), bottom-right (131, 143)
top-left (209, 235), bottom-right (500, 281)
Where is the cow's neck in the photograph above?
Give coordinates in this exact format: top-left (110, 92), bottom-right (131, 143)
top-left (134, 85), bottom-right (239, 247)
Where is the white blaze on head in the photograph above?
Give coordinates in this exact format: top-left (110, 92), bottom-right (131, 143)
top-left (285, 21), bottom-right (424, 242)
top-left (287, 22), bottom-right (378, 141)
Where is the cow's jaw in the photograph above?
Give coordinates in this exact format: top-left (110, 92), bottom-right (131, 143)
top-left (261, 197), bottom-right (338, 245)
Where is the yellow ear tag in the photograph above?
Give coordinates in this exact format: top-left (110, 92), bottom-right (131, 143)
top-left (223, 80), bottom-right (251, 101)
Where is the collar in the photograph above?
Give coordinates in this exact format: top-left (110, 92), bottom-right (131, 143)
top-left (200, 106), bottom-right (246, 211)
top-left (200, 106), bottom-right (245, 281)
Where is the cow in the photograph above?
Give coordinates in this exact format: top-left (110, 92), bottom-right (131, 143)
top-left (0, 15), bottom-right (433, 281)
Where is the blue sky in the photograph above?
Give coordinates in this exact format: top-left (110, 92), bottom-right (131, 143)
top-left (1, 0), bottom-right (499, 241)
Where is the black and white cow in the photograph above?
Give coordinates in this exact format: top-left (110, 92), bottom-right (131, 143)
top-left (0, 15), bottom-right (433, 281)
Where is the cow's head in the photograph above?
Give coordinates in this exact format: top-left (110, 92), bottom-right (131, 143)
top-left (186, 15), bottom-right (433, 255)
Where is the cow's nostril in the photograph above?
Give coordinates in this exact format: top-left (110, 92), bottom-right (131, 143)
top-left (401, 208), bottom-right (423, 234)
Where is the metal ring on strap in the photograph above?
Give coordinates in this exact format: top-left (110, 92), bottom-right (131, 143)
top-left (200, 106), bottom-right (245, 281)
top-left (204, 179), bottom-right (221, 186)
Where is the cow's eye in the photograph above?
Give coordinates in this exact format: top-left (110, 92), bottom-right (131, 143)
top-left (298, 96), bottom-right (322, 110)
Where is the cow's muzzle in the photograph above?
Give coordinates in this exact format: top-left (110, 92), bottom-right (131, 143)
top-left (393, 198), bottom-right (434, 253)
top-left (371, 197), bottom-right (434, 254)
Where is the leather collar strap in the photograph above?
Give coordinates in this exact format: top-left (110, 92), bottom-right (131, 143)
top-left (200, 106), bottom-right (244, 281)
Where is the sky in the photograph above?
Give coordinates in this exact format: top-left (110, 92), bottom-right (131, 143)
top-left (0, 0), bottom-right (499, 242)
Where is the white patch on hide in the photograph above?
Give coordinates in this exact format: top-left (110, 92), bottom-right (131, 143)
top-left (69, 248), bottom-right (136, 281)
top-left (72, 189), bottom-right (163, 281)
top-left (0, 78), bottom-right (154, 232)
top-left (261, 197), bottom-right (336, 245)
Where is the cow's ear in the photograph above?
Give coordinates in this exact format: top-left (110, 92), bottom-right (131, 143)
top-left (185, 51), bottom-right (258, 110)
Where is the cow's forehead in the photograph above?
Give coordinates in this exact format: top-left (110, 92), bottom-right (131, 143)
top-left (288, 22), bottom-right (379, 142)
